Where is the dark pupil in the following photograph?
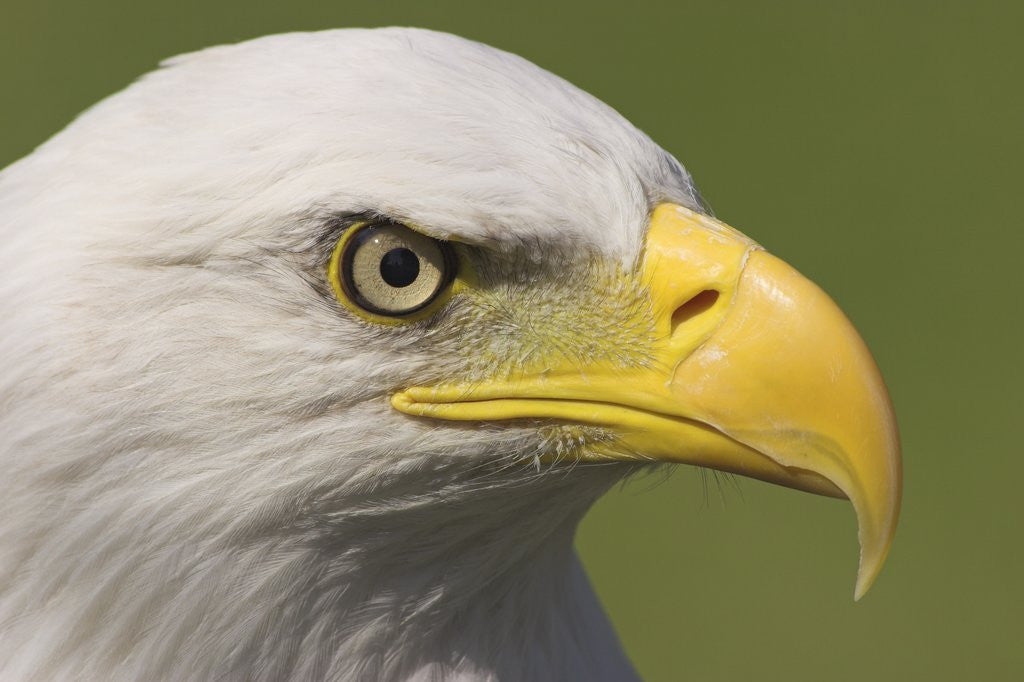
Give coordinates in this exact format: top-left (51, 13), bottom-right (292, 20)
top-left (379, 247), bottom-right (420, 288)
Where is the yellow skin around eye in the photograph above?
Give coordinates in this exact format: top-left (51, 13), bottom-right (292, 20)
top-left (328, 222), bottom-right (474, 326)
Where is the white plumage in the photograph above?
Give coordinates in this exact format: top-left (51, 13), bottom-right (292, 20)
top-left (0, 28), bottom-right (709, 680)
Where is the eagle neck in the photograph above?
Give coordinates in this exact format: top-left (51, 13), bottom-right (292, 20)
top-left (299, 462), bottom-right (640, 681)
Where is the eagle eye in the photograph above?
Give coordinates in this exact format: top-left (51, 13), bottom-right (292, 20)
top-left (331, 222), bottom-right (457, 319)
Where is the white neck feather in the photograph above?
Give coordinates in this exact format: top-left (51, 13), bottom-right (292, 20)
top-left (0, 450), bottom-right (638, 681)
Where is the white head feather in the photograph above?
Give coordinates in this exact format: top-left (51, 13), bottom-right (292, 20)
top-left (0, 28), bottom-right (705, 680)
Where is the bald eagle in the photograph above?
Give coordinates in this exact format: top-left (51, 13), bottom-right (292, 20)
top-left (0, 28), bottom-right (900, 681)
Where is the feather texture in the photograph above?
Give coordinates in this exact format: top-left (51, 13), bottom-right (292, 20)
top-left (0, 28), bottom-right (703, 680)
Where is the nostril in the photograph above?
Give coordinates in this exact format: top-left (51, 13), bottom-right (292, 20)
top-left (671, 289), bottom-right (720, 334)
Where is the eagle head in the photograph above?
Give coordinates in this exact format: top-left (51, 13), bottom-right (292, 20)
top-left (0, 28), bottom-right (900, 681)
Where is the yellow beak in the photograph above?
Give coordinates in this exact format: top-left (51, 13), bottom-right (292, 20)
top-left (393, 203), bottom-right (902, 599)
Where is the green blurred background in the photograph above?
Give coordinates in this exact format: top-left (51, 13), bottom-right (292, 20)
top-left (3, 1), bottom-right (1020, 679)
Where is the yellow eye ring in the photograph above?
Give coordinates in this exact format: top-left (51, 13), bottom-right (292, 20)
top-left (328, 221), bottom-right (469, 325)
